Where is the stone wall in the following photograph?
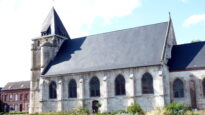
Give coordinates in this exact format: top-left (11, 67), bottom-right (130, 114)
top-left (39, 65), bottom-right (166, 112)
top-left (30, 35), bottom-right (65, 113)
top-left (169, 69), bottom-right (205, 109)
top-left (161, 19), bottom-right (177, 106)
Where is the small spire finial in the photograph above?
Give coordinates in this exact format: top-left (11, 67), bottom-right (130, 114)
top-left (169, 12), bottom-right (171, 18)
top-left (168, 12), bottom-right (171, 20)
top-left (52, 0), bottom-right (55, 8)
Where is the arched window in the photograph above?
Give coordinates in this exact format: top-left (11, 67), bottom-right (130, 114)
top-left (173, 79), bottom-right (184, 98)
top-left (90, 77), bottom-right (100, 97)
top-left (49, 81), bottom-right (57, 99)
top-left (142, 72), bottom-right (154, 94)
top-left (69, 79), bottom-right (77, 98)
top-left (202, 79), bottom-right (205, 97)
top-left (115, 75), bottom-right (126, 95)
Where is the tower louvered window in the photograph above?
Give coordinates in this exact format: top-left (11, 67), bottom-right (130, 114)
top-left (41, 26), bottom-right (51, 36)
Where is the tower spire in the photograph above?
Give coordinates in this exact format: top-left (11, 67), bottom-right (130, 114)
top-left (41, 7), bottom-right (70, 39)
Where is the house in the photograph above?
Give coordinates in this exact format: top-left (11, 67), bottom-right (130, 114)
top-left (0, 81), bottom-right (30, 112)
top-left (0, 87), bottom-right (2, 112)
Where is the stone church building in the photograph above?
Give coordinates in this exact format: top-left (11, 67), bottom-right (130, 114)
top-left (29, 8), bottom-right (205, 113)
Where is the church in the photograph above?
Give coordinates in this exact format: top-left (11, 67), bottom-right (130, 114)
top-left (29, 8), bottom-right (205, 113)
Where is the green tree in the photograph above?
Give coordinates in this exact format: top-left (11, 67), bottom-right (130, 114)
top-left (191, 40), bottom-right (202, 43)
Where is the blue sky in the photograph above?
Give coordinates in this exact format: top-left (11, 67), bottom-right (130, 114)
top-left (0, 0), bottom-right (204, 86)
top-left (88, 0), bottom-right (205, 44)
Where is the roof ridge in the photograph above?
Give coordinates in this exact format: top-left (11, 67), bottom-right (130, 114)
top-left (6, 80), bottom-right (30, 84)
top-left (73, 21), bottom-right (169, 40)
top-left (175, 41), bottom-right (205, 46)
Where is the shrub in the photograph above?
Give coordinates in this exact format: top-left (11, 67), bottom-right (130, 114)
top-left (184, 111), bottom-right (200, 115)
top-left (113, 110), bottom-right (127, 114)
top-left (127, 104), bottom-right (144, 115)
top-left (164, 102), bottom-right (191, 115)
top-left (94, 112), bottom-right (109, 115)
top-left (96, 103), bottom-right (102, 108)
top-left (72, 106), bottom-right (89, 115)
top-left (95, 110), bottom-right (127, 115)
top-left (146, 107), bottom-right (167, 115)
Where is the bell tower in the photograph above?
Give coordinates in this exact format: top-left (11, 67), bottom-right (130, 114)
top-left (30, 7), bottom-right (70, 113)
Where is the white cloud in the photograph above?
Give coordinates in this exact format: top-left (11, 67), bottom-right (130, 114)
top-left (0, 0), bottom-right (141, 86)
top-left (183, 14), bottom-right (205, 27)
top-left (55, 0), bottom-right (141, 37)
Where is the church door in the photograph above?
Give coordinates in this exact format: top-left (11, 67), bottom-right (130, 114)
top-left (92, 100), bottom-right (99, 113)
top-left (189, 80), bottom-right (197, 108)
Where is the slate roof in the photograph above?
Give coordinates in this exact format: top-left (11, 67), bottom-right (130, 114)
top-left (168, 41), bottom-right (205, 71)
top-left (41, 7), bottom-right (70, 39)
top-left (2, 81), bottom-right (30, 91)
top-left (43, 22), bottom-right (169, 76)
